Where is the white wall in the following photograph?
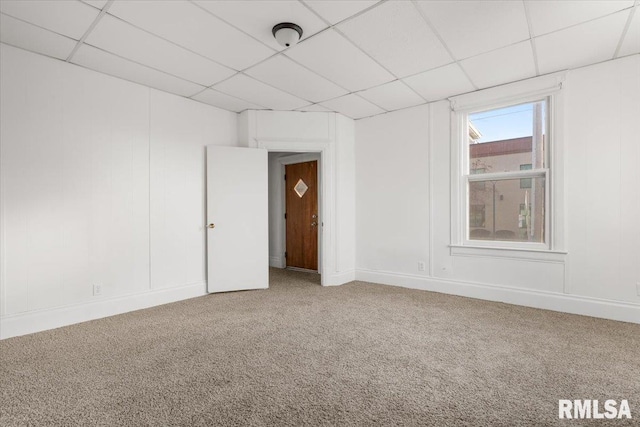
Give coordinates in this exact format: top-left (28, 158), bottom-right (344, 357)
top-left (564, 55), bottom-right (640, 304)
top-left (0, 45), bottom-right (238, 338)
top-left (356, 105), bottom-right (430, 275)
top-left (356, 54), bottom-right (640, 324)
top-left (150, 91), bottom-right (236, 289)
top-left (335, 114), bottom-right (356, 275)
top-left (241, 110), bottom-right (356, 285)
top-left (268, 152), bottom-right (289, 268)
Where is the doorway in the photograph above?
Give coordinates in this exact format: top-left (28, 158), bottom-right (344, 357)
top-left (268, 152), bottom-right (321, 276)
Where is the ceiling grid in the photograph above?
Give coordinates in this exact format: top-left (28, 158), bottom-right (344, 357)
top-left (66, 0), bottom-right (113, 62)
top-left (1, 0), bottom-right (638, 119)
top-left (613, 2), bottom-right (639, 58)
top-left (522, 1), bottom-right (541, 76)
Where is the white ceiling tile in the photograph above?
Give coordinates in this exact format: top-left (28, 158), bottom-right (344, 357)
top-left (295, 104), bottom-right (332, 112)
top-left (403, 63), bottom-right (475, 102)
top-left (72, 44), bottom-right (205, 97)
top-left (285, 29), bottom-right (394, 91)
top-left (0, 0), bottom-right (98, 40)
top-left (416, 0), bottom-right (529, 60)
top-left (304, 0), bottom-right (379, 25)
top-left (192, 88), bottom-right (264, 113)
top-left (108, 0), bottom-right (274, 70)
top-left (245, 55), bottom-right (347, 103)
top-left (319, 94), bottom-right (384, 119)
top-left (0, 14), bottom-right (76, 60)
top-left (193, 0), bottom-right (327, 51)
top-left (338, 1), bottom-right (452, 78)
top-left (213, 74), bottom-right (309, 110)
top-left (619, 8), bottom-right (640, 56)
top-left (526, 0), bottom-right (634, 36)
top-left (460, 41), bottom-right (536, 89)
top-left (82, 0), bottom-right (108, 10)
top-left (536, 11), bottom-right (630, 74)
top-left (358, 80), bottom-right (424, 111)
top-left (85, 14), bottom-right (235, 86)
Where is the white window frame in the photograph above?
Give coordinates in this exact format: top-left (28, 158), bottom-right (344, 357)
top-left (449, 73), bottom-right (567, 255)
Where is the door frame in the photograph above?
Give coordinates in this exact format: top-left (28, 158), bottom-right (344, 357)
top-left (257, 140), bottom-right (333, 287)
top-left (279, 153), bottom-right (322, 274)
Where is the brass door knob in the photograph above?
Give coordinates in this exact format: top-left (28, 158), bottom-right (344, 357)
top-left (311, 222), bottom-right (317, 227)
top-left (208, 223), bottom-right (215, 229)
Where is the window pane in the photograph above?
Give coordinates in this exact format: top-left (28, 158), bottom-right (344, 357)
top-left (520, 164), bottom-right (532, 188)
top-left (468, 101), bottom-right (546, 174)
top-left (469, 204), bottom-right (485, 228)
top-left (468, 177), bottom-right (545, 243)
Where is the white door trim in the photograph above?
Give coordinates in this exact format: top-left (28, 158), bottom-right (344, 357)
top-left (257, 140), bottom-right (334, 286)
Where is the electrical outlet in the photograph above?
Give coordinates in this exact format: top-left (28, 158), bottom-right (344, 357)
top-left (93, 284), bottom-right (102, 296)
top-left (418, 261), bottom-right (426, 272)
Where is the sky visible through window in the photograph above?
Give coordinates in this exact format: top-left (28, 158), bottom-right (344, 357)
top-left (470, 103), bottom-right (537, 143)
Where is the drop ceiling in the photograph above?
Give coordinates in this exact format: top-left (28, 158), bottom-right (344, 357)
top-left (1, 0), bottom-right (638, 120)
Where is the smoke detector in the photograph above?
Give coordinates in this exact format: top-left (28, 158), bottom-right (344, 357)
top-left (272, 23), bottom-right (303, 48)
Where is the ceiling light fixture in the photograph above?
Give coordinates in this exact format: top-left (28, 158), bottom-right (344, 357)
top-left (272, 22), bottom-right (303, 48)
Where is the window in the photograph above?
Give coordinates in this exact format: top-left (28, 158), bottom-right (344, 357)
top-left (463, 99), bottom-right (549, 246)
top-left (450, 73), bottom-right (565, 254)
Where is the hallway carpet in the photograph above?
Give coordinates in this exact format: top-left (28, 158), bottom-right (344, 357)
top-left (1, 268), bottom-right (638, 426)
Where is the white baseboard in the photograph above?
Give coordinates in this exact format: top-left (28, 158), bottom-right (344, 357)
top-left (6, 269), bottom-right (635, 340)
top-left (324, 270), bottom-right (356, 286)
top-left (0, 282), bottom-right (207, 340)
top-left (355, 269), bottom-right (640, 325)
top-left (269, 256), bottom-right (284, 268)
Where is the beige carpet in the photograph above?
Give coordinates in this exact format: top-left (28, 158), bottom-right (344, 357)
top-left (1, 268), bottom-right (638, 426)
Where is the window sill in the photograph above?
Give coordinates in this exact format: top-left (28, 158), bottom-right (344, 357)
top-left (449, 244), bottom-right (567, 263)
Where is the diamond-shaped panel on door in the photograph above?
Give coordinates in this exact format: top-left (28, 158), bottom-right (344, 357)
top-left (294, 179), bottom-right (308, 198)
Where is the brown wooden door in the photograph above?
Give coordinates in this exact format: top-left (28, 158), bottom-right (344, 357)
top-left (285, 161), bottom-right (318, 271)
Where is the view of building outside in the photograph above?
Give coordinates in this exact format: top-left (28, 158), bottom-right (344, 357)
top-left (467, 101), bottom-right (546, 242)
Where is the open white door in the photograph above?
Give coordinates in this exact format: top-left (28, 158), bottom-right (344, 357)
top-left (206, 146), bottom-right (268, 293)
